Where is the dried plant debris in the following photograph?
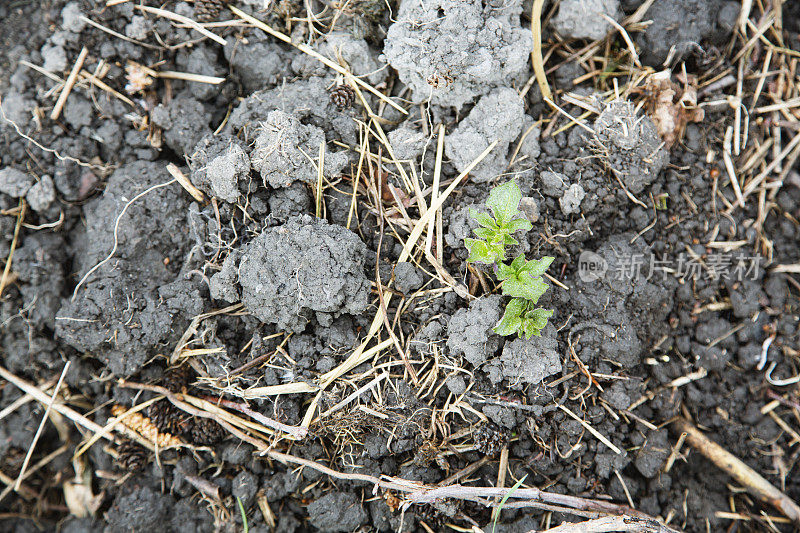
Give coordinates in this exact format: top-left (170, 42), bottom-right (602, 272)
top-left (147, 401), bottom-right (190, 437)
top-left (194, 0), bottom-right (229, 22)
top-left (3, 0), bottom-right (800, 530)
top-left (639, 70), bottom-right (706, 149)
top-left (329, 84), bottom-right (356, 110)
top-left (110, 405), bottom-right (184, 448)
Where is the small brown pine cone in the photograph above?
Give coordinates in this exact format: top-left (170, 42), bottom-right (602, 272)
top-left (329, 84), bottom-right (355, 110)
top-left (147, 401), bottom-right (190, 437)
top-left (162, 365), bottom-right (194, 393)
top-left (116, 440), bottom-right (148, 472)
top-left (194, 0), bottom-right (228, 22)
top-left (474, 423), bottom-right (509, 456)
top-left (186, 417), bottom-right (226, 446)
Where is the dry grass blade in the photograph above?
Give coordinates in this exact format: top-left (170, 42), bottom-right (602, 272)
top-left (558, 404), bottom-right (622, 455)
top-left (0, 365), bottom-right (156, 451)
top-left (156, 71), bottom-right (226, 84)
top-left (166, 163), bottom-right (206, 203)
top-left (531, 0), bottom-right (553, 103)
top-left (228, 5), bottom-right (406, 115)
top-left (135, 5), bottom-right (227, 45)
top-left (13, 361), bottom-right (70, 491)
top-left (50, 47), bottom-right (88, 121)
top-left (300, 139), bottom-right (499, 428)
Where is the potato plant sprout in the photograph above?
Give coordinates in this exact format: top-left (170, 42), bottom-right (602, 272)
top-left (465, 181), bottom-right (554, 338)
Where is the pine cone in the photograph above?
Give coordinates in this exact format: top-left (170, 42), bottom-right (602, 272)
top-left (474, 423), bottom-right (508, 456)
top-left (186, 417), bottom-right (226, 446)
top-left (162, 365), bottom-right (194, 393)
top-left (147, 401), bottom-right (189, 437)
top-left (116, 440), bottom-right (148, 472)
top-left (194, 0), bottom-right (228, 22)
top-left (329, 84), bottom-right (355, 110)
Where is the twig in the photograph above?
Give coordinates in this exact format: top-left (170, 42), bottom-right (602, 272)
top-left (14, 361), bottom-right (70, 491)
top-left (0, 200), bottom-right (25, 299)
top-left (195, 395), bottom-right (308, 440)
top-left (537, 515), bottom-right (679, 532)
top-left (166, 163), bottom-right (205, 203)
top-left (50, 47), bottom-right (88, 121)
top-left (672, 417), bottom-right (800, 524)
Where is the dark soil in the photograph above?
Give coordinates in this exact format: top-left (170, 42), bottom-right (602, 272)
top-left (1, 0), bottom-right (799, 532)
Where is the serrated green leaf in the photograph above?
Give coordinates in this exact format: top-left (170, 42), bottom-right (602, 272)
top-left (465, 238), bottom-right (504, 264)
top-left (496, 262), bottom-right (514, 280)
top-left (493, 298), bottom-right (526, 336)
top-left (519, 256), bottom-right (554, 278)
top-left (510, 254), bottom-right (527, 271)
top-left (503, 235), bottom-right (519, 246)
top-left (501, 273), bottom-right (549, 302)
top-left (505, 218), bottom-right (533, 233)
top-left (471, 210), bottom-right (498, 229)
top-left (526, 307), bottom-right (554, 330)
top-left (486, 181), bottom-right (522, 226)
top-left (474, 227), bottom-right (495, 240)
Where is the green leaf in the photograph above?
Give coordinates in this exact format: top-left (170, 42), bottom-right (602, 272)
top-left (465, 238), bottom-right (491, 263)
top-left (470, 209), bottom-right (498, 229)
top-left (526, 307), bottom-right (554, 330)
top-left (473, 227), bottom-right (496, 240)
top-left (502, 273), bottom-right (549, 302)
top-left (491, 474), bottom-right (528, 533)
top-left (520, 256), bottom-right (554, 278)
top-left (237, 496), bottom-right (249, 533)
top-left (465, 238), bottom-right (504, 264)
top-left (486, 181), bottom-right (522, 226)
top-left (505, 217), bottom-right (533, 233)
top-left (493, 298), bottom-right (526, 336)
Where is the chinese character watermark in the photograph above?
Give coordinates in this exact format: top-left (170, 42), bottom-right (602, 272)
top-left (578, 250), bottom-right (760, 283)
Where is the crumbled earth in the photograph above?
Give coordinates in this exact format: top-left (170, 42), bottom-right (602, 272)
top-left (1, 0), bottom-right (799, 532)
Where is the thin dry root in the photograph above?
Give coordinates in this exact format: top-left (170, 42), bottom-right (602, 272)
top-left (673, 417), bottom-right (800, 525)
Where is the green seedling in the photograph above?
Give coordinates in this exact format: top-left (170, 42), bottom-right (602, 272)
top-left (466, 181), bottom-right (554, 339)
top-left (465, 181), bottom-right (533, 265)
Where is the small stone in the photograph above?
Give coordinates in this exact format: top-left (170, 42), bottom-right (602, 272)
top-left (559, 183), bottom-right (586, 215)
top-left (519, 197), bottom-right (540, 223)
top-left (26, 175), bottom-right (56, 212)
top-left (552, 0), bottom-right (621, 41)
top-left (0, 168), bottom-right (34, 198)
top-left (540, 170), bottom-right (567, 197)
top-left (125, 16), bottom-right (152, 41)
